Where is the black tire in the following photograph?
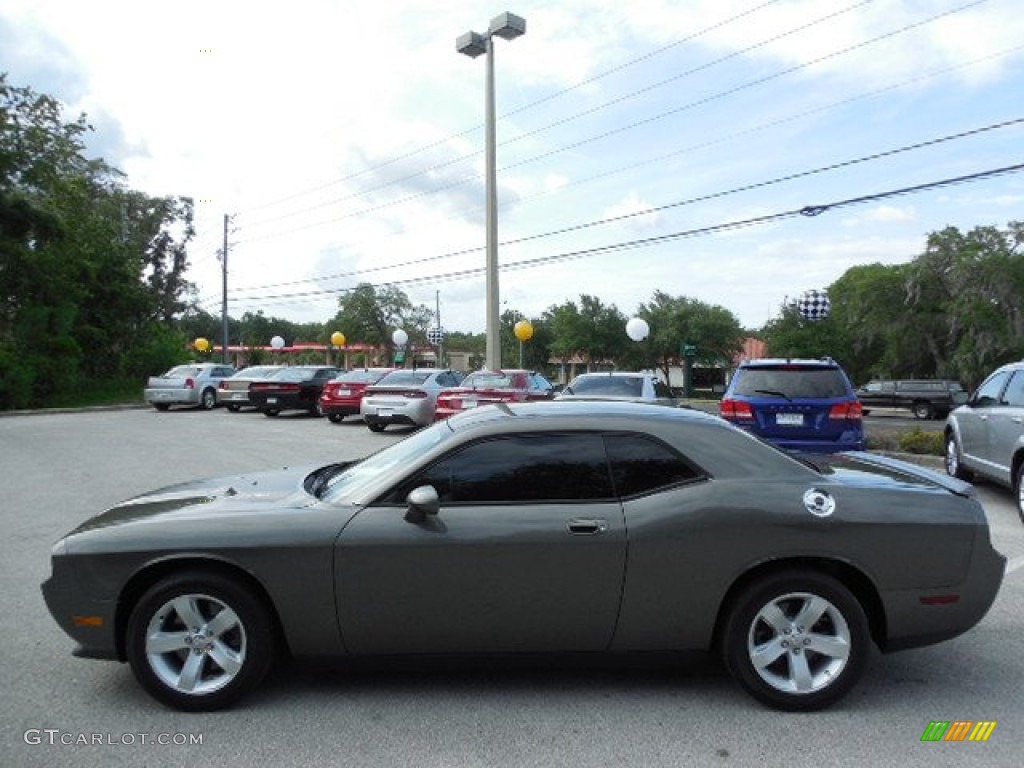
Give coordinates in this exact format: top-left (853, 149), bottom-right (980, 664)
top-left (945, 432), bottom-right (973, 481)
top-left (125, 571), bottom-right (276, 712)
top-left (153, 403), bottom-right (171, 412)
top-left (263, 408), bottom-right (280, 417)
top-left (912, 401), bottom-right (933, 420)
top-left (366, 422), bottom-right (386, 433)
top-left (226, 404), bottom-right (241, 413)
top-left (328, 414), bottom-right (344, 423)
top-left (721, 569), bottom-right (870, 712)
top-left (1014, 462), bottom-right (1024, 525)
top-left (200, 388), bottom-right (217, 410)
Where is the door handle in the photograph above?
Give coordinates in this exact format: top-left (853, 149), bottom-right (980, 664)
top-left (567, 518), bottom-right (608, 535)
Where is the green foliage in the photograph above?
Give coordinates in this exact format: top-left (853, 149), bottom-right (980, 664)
top-left (897, 428), bottom-right (945, 456)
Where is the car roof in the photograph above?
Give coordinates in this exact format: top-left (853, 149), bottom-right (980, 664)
top-left (446, 400), bottom-right (715, 430)
top-left (571, 371), bottom-right (649, 378)
top-left (738, 358), bottom-right (839, 368)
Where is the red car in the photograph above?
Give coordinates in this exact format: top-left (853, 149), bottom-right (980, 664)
top-left (434, 369), bottom-right (555, 421)
top-left (319, 368), bottom-right (396, 423)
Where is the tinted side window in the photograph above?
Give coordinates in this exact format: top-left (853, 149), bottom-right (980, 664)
top-left (1002, 371), bottom-right (1024, 407)
top-left (974, 371), bottom-right (1010, 406)
top-left (604, 434), bottom-right (701, 497)
top-left (390, 434), bottom-right (613, 503)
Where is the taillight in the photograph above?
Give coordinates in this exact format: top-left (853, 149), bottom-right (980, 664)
top-left (184, 378), bottom-right (195, 389)
top-left (829, 401), bottom-right (863, 421)
top-left (720, 398), bottom-right (754, 420)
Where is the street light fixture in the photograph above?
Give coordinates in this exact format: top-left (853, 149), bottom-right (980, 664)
top-left (456, 11), bottom-right (526, 371)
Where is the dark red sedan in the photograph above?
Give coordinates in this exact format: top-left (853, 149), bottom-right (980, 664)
top-left (434, 369), bottom-right (555, 421)
top-left (319, 368), bottom-right (396, 423)
top-left (248, 366), bottom-right (341, 417)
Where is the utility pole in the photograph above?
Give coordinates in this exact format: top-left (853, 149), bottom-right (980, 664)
top-left (221, 214), bottom-right (229, 365)
top-left (436, 290), bottom-right (444, 368)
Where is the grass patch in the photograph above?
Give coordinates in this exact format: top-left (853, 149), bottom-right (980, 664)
top-left (47, 379), bottom-right (145, 409)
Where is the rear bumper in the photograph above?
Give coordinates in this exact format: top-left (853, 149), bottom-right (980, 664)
top-left (882, 542), bottom-right (1006, 652)
top-left (144, 388), bottom-right (198, 405)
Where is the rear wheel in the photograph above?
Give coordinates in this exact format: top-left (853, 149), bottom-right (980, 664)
top-left (912, 401), bottom-right (933, 420)
top-left (200, 388), bottom-right (217, 410)
top-left (328, 414), bottom-right (344, 423)
top-left (226, 404), bottom-right (241, 413)
top-left (126, 571), bottom-right (276, 712)
top-left (945, 433), bottom-right (973, 480)
top-left (263, 408), bottom-right (280, 417)
top-left (721, 569), bottom-right (870, 711)
top-left (153, 403), bottom-right (171, 412)
top-left (367, 422), bottom-right (386, 433)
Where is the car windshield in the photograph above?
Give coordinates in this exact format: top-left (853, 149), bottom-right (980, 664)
top-left (320, 422), bottom-right (453, 502)
top-left (233, 366), bottom-right (280, 379)
top-left (376, 371), bottom-right (433, 387)
top-left (274, 368), bottom-right (318, 382)
top-left (164, 365), bottom-right (202, 377)
top-left (732, 367), bottom-right (848, 398)
top-left (338, 370), bottom-right (390, 384)
top-left (568, 376), bottom-right (644, 397)
top-left (463, 372), bottom-right (523, 389)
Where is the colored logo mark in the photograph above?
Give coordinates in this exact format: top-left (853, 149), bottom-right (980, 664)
top-left (921, 721), bottom-right (997, 742)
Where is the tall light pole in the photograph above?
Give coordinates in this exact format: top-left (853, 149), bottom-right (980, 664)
top-left (456, 11), bottom-right (526, 371)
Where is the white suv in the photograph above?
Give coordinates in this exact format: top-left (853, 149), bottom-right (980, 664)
top-left (945, 359), bottom-right (1024, 522)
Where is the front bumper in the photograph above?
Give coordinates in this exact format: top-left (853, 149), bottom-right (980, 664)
top-left (41, 549), bottom-right (120, 661)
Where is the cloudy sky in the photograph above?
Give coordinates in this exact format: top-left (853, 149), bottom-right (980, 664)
top-left (3, 0), bottom-right (1023, 334)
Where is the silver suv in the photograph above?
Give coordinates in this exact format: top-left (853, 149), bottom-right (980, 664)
top-left (945, 359), bottom-right (1024, 522)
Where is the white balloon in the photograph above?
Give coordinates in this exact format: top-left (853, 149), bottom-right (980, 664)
top-left (625, 317), bottom-right (650, 341)
top-left (392, 329), bottom-right (409, 346)
top-left (270, 335), bottom-right (285, 349)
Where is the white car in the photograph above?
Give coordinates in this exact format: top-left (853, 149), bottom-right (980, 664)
top-left (360, 369), bottom-right (464, 432)
top-left (144, 362), bottom-right (236, 411)
top-left (555, 371), bottom-right (677, 406)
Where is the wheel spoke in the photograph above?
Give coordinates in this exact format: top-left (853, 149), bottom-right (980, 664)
top-left (792, 595), bottom-right (829, 630)
top-left (171, 596), bottom-right (205, 629)
top-left (147, 630), bottom-right (191, 655)
top-left (750, 638), bottom-right (787, 670)
top-left (757, 602), bottom-right (790, 634)
top-left (790, 652), bottom-right (814, 692)
top-left (208, 641), bottom-right (243, 675)
top-left (205, 605), bottom-right (240, 638)
top-left (806, 632), bottom-right (849, 661)
top-left (176, 651), bottom-right (205, 692)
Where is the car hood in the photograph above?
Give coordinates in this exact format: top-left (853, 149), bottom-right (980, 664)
top-left (802, 451), bottom-right (974, 497)
top-left (69, 466), bottom-right (318, 535)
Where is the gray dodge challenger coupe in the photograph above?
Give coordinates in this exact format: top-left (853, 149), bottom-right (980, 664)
top-left (42, 401), bottom-right (1005, 712)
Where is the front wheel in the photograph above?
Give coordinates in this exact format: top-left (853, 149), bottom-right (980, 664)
top-left (125, 571), bottom-right (276, 712)
top-left (1015, 463), bottom-right (1024, 525)
top-left (366, 422), bottom-right (386, 433)
top-left (153, 403), bottom-right (171, 412)
top-left (721, 569), bottom-right (870, 711)
top-left (263, 408), bottom-right (280, 417)
top-left (945, 433), bottom-right (973, 480)
top-left (327, 414), bottom-right (344, 423)
top-left (200, 388), bottom-right (217, 410)
top-left (226, 404), bottom-right (241, 413)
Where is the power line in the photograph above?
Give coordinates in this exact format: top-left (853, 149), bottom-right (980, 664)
top-left (213, 117), bottom-right (1023, 302)
top-left (234, 0), bottom-right (788, 217)
top-left (233, 0), bottom-right (991, 245)
top-left (217, 162), bottom-right (1024, 308)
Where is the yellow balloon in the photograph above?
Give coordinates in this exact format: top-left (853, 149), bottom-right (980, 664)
top-left (330, 331), bottom-right (346, 347)
top-left (194, 337), bottom-right (210, 352)
top-left (513, 320), bottom-right (534, 342)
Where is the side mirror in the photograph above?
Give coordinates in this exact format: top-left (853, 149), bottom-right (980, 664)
top-left (404, 485), bottom-right (440, 524)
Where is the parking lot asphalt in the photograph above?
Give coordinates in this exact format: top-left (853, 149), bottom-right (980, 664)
top-left (2, 407), bottom-right (1021, 768)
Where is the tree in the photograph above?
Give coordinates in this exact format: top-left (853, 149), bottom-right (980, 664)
top-left (327, 283), bottom-right (432, 357)
top-left (633, 291), bottom-right (745, 381)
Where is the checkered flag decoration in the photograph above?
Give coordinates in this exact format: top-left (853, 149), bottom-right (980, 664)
top-left (795, 289), bottom-right (831, 321)
top-left (426, 326), bottom-right (446, 346)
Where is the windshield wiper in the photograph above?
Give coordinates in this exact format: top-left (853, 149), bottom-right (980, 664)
top-left (753, 389), bottom-right (792, 400)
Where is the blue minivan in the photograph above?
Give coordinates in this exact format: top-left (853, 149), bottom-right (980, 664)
top-left (719, 358), bottom-right (864, 452)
